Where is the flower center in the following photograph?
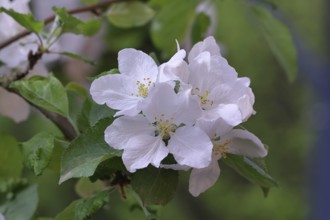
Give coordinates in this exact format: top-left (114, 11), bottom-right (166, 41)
top-left (154, 115), bottom-right (176, 141)
top-left (213, 139), bottom-right (231, 158)
top-left (136, 77), bottom-right (153, 97)
top-left (192, 87), bottom-right (213, 110)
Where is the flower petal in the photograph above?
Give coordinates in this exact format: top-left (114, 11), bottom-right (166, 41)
top-left (123, 135), bottom-right (169, 172)
top-left (90, 74), bottom-right (143, 116)
top-left (202, 104), bottom-right (242, 126)
top-left (168, 126), bottom-right (212, 169)
top-left (223, 129), bottom-right (267, 158)
top-left (188, 36), bottom-right (220, 62)
top-left (104, 115), bottom-right (154, 150)
top-left (196, 117), bottom-right (233, 138)
top-left (118, 48), bottom-right (158, 79)
top-left (143, 83), bottom-right (201, 125)
top-left (189, 158), bottom-right (220, 197)
top-left (158, 49), bottom-right (189, 83)
top-left (0, 87), bottom-right (29, 123)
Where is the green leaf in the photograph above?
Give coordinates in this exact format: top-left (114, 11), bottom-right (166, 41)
top-left (0, 135), bottom-right (23, 178)
top-left (223, 154), bottom-right (277, 188)
top-left (60, 119), bottom-right (120, 183)
top-left (54, 190), bottom-right (109, 220)
top-left (191, 12), bottom-right (211, 44)
top-left (9, 75), bottom-right (69, 117)
top-left (52, 7), bottom-right (101, 36)
top-left (80, 0), bottom-right (99, 4)
top-left (75, 178), bottom-right (105, 198)
top-left (89, 157), bottom-right (125, 182)
top-left (151, 0), bottom-right (199, 58)
top-left (107, 2), bottom-right (155, 28)
top-left (251, 6), bottom-right (297, 81)
top-left (77, 98), bottom-right (115, 132)
top-left (0, 7), bottom-right (44, 33)
top-left (59, 52), bottom-right (96, 66)
top-left (0, 184), bottom-right (38, 220)
top-left (131, 166), bottom-right (178, 205)
top-left (21, 132), bottom-right (55, 176)
top-left (65, 82), bottom-right (88, 98)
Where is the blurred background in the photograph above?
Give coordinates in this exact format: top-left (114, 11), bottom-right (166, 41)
top-left (0, 0), bottom-right (328, 219)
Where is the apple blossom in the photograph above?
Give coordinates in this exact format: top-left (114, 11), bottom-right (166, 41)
top-left (104, 83), bottom-right (213, 172)
top-left (188, 118), bottom-right (268, 196)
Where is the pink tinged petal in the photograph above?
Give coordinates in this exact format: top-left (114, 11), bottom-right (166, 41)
top-left (189, 158), bottom-right (220, 197)
top-left (104, 115), bottom-right (154, 150)
top-left (122, 135), bottom-right (169, 172)
top-left (188, 36), bottom-right (220, 62)
top-left (168, 127), bottom-right (212, 169)
top-left (0, 87), bottom-right (30, 123)
top-left (90, 74), bottom-right (142, 116)
top-left (223, 129), bottom-right (268, 158)
top-left (118, 48), bottom-right (158, 80)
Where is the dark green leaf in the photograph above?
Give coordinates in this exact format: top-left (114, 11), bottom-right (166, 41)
top-left (251, 6), bottom-right (297, 81)
top-left (77, 97), bottom-right (115, 132)
top-left (54, 190), bottom-right (109, 220)
top-left (60, 119), bottom-right (120, 183)
top-left (0, 135), bottom-right (23, 178)
top-left (21, 132), bottom-right (55, 176)
top-left (80, 0), bottom-right (99, 4)
top-left (89, 157), bottom-right (125, 182)
top-left (131, 166), bottom-right (178, 205)
top-left (0, 184), bottom-right (38, 220)
top-left (191, 12), bottom-right (211, 44)
top-left (223, 154), bottom-right (277, 188)
top-left (0, 7), bottom-right (44, 33)
top-left (151, 0), bottom-right (199, 58)
top-left (107, 2), bottom-right (155, 28)
top-left (52, 7), bottom-right (101, 36)
top-left (9, 75), bottom-right (69, 117)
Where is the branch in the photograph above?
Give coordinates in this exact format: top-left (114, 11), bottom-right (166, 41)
top-left (0, 0), bottom-right (125, 50)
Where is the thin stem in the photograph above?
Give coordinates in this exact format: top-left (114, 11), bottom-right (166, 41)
top-left (0, 0), bottom-right (125, 50)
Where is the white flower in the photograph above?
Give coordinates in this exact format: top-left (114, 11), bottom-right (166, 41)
top-left (0, 212), bottom-right (5, 220)
top-left (90, 48), bottom-right (159, 117)
top-left (188, 118), bottom-right (268, 196)
top-left (104, 83), bottom-right (213, 172)
top-left (159, 36), bottom-right (255, 126)
top-left (0, 0), bottom-right (38, 68)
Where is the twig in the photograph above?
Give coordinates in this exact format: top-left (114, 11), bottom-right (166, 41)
top-left (0, 0), bottom-right (125, 50)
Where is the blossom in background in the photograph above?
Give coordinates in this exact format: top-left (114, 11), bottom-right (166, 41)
top-left (188, 118), bottom-right (268, 196)
top-left (104, 83), bottom-right (213, 172)
top-left (0, 0), bottom-right (38, 123)
top-left (0, 212), bottom-right (5, 220)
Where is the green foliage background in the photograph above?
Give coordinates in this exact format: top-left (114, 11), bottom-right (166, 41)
top-left (1, 0), bottom-right (325, 219)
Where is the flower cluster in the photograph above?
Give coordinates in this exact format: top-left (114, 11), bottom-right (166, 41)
top-left (90, 36), bottom-right (267, 196)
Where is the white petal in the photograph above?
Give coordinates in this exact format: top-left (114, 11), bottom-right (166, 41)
top-left (188, 36), bottom-right (220, 62)
top-left (118, 48), bottom-right (158, 79)
top-left (202, 104), bottom-right (242, 126)
top-left (158, 49), bottom-right (189, 83)
top-left (90, 74), bottom-right (142, 116)
top-left (189, 158), bottom-right (220, 197)
top-left (168, 126), bottom-right (212, 169)
top-left (104, 115), bottom-right (154, 150)
top-left (123, 135), bottom-right (169, 172)
top-left (0, 87), bottom-right (30, 123)
top-left (0, 212), bottom-right (5, 220)
top-left (223, 129), bottom-right (267, 158)
top-left (143, 83), bottom-right (201, 125)
top-left (196, 117), bottom-right (233, 138)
